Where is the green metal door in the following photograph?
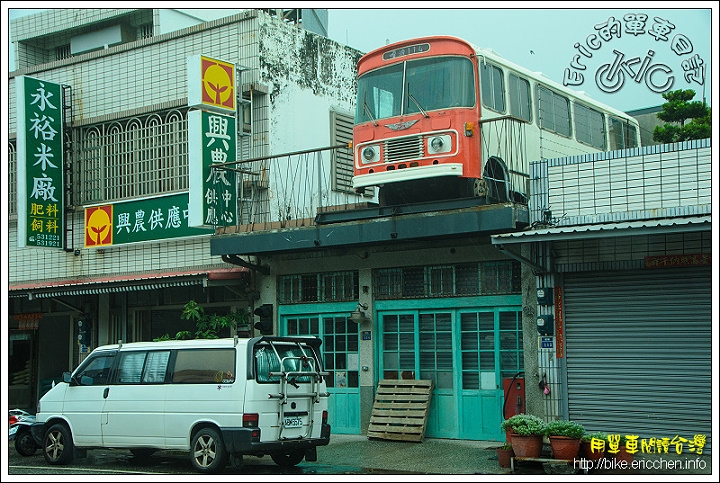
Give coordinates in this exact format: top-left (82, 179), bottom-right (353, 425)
top-left (377, 302), bottom-right (522, 440)
top-left (283, 307), bottom-right (361, 434)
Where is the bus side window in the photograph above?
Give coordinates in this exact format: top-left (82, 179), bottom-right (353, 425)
top-left (480, 62), bottom-right (505, 113)
top-left (508, 73), bottom-right (532, 122)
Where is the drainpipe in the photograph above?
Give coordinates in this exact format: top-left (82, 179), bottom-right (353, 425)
top-left (222, 254), bottom-right (270, 275)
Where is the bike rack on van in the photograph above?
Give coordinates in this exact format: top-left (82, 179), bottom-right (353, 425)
top-left (266, 340), bottom-right (330, 440)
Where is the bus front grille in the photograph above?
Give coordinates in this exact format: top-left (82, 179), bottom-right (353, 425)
top-left (384, 135), bottom-right (423, 163)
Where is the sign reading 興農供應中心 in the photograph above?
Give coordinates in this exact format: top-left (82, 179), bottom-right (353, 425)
top-left (84, 193), bottom-right (213, 248)
top-left (187, 54), bottom-right (238, 228)
top-left (16, 76), bottom-right (65, 249)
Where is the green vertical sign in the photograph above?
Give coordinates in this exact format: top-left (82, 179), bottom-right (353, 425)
top-left (16, 76), bottom-right (65, 248)
top-left (188, 110), bottom-right (237, 228)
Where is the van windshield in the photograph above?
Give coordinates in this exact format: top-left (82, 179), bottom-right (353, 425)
top-left (255, 342), bottom-right (319, 383)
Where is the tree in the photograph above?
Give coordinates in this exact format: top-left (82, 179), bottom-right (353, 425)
top-left (153, 300), bottom-right (248, 341)
top-left (652, 89), bottom-right (711, 143)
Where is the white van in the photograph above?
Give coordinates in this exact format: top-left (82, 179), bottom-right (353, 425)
top-left (30, 336), bottom-right (331, 473)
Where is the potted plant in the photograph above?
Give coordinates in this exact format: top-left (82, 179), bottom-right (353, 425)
top-left (545, 420), bottom-right (585, 460)
top-left (496, 442), bottom-right (514, 468)
top-left (500, 414), bottom-right (546, 458)
top-left (608, 434), bottom-right (634, 463)
top-left (581, 431), bottom-right (607, 461)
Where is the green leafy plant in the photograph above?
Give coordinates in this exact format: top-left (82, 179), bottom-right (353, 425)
top-left (652, 89), bottom-right (711, 143)
top-left (153, 300), bottom-right (248, 341)
top-left (582, 431), bottom-right (608, 443)
top-left (500, 414), bottom-right (547, 436)
top-left (607, 433), bottom-right (628, 447)
top-left (544, 419), bottom-right (585, 439)
top-left (499, 442), bottom-right (513, 450)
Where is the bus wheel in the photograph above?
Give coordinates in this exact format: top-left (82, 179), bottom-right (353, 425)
top-left (271, 449), bottom-right (305, 467)
top-left (43, 423), bottom-right (75, 465)
top-left (190, 427), bottom-right (228, 473)
top-left (465, 178), bottom-right (489, 198)
top-left (483, 157), bottom-right (510, 203)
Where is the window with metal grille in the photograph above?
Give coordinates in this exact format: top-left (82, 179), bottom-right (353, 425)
top-left (78, 109), bottom-right (189, 204)
top-left (138, 23), bottom-right (153, 39)
top-left (373, 261), bottom-right (520, 299)
top-left (55, 44), bottom-right (71, 61)
top-left (278, 271), bottom-right (359, 304)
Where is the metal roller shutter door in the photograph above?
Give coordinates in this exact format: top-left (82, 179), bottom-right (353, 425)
top-left (563, 267), bottom-right (711, 451)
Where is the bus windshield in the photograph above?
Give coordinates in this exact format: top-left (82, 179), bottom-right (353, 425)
top-left (355, 56), bottom-right (476, 124)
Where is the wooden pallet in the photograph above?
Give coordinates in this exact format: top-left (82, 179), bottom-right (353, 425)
top-left (367, 379), bottom-right (434, 442)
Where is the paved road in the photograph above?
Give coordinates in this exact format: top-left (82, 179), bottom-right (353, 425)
top-left (5, 443), bottom-right (416, 476)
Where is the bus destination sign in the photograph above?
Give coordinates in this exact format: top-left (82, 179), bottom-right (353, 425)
top-left (382, 43), bottom-right (430, 61)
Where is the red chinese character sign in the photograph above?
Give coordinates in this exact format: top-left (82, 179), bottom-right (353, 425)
top-left (16, 76), bottom-right (65, 248)
top-left (188, 110), bottom-right (237, 228)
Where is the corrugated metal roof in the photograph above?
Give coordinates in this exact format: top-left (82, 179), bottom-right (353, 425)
top-left (8, 267), bottom-right (248, 298)
top-left (491, 216), bottom-right (711, 245)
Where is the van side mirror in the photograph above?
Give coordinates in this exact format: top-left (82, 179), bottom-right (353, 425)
top-left (62, 371), bottom-right (72, 383)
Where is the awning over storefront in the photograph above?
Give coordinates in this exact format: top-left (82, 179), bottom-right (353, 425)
top-left (490, 215), bottom-right (711, 245)
top-left (8, 267), bottom-right (248, 299)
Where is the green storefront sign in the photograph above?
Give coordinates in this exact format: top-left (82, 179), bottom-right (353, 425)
top-left (16, 76), bottom-right (65, 248)
top-left (188, 110), bottom-right (237, 228)
top-left (85, 193), bottom-right (213, 247)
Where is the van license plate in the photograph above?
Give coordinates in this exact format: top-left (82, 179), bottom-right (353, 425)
top-left (284, 417), bottom-right (302, 428)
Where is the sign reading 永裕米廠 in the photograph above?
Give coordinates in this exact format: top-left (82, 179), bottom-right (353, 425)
top-left (84, 193), bottom-right (214, 248)
top-left (16, 76), bottom-right (65, 249)
top-left (188, 110), bottom-right (237, 228)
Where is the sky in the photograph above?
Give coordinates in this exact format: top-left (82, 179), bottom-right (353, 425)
top-left (325, 6), bottom-right (715, 113)
top-left (4, 3), bottom-right (716, 113)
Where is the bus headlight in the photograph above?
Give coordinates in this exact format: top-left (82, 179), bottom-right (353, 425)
top-left (360, 145), bottom-right (380, 164)
top-left (428, 134), bottom-right (451, 154)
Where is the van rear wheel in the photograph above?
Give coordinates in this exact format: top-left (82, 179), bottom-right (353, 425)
top-left (43, 423), bottom-right (75, 465)
top-left (190, 427), bottom-right (227, 473)
top-left (271, 449), bottom-right (305, 467)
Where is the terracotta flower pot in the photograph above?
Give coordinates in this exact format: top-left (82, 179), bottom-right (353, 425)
top-left (612, 445), bottom-right (634, 463)
top-left (510, 434), bottom-right (543, 458)
top-left (497, 447), bottom-right (514, 468)
top-left (580, 440), bottom-right (604, 461)
top-left (548, 435), bottom-right (581, 460)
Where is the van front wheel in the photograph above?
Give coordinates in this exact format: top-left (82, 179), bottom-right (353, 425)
top-left (190, 427), bottom-right (227, 473)
top-left (271, 449), bottom-right (305, 467)
top-left (43, 423), bottom-right (75, 465)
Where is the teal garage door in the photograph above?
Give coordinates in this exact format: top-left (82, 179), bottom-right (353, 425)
top-left (377, 304), bottom-right (522, 441)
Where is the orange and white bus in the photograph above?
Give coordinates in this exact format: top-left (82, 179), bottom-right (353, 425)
top-left (352, 36), bottom-right (641, 206)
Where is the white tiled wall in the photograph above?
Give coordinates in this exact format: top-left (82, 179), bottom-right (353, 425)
top-left (8, 10), bottom-right (360, 287)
